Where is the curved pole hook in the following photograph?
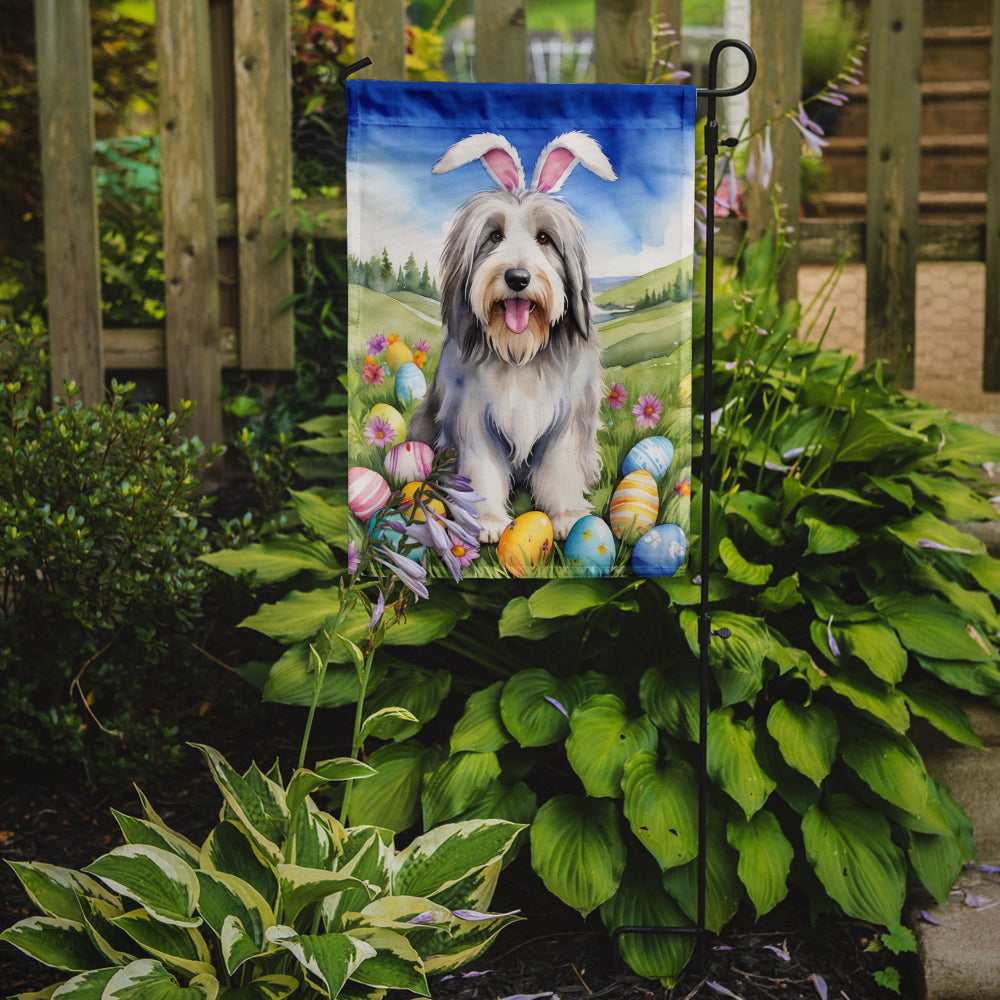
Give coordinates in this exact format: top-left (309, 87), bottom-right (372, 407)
top-left (697, 38), bottom-right (757, 99)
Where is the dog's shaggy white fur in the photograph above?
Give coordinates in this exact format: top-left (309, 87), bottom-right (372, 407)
top-left (408, 132), bottom-right (616, 542)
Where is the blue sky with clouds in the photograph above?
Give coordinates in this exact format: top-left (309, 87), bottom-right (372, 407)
top-left (347, 81), bottom-right (696, 281)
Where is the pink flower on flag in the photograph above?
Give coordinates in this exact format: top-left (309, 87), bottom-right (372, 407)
top-left (632, 393), bottom-right (664, 430)
top-left (606, 382), bottom-right (628, 410)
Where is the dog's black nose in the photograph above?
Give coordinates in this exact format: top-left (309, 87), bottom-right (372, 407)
top-left (504, 268), bottom-right (531, 292)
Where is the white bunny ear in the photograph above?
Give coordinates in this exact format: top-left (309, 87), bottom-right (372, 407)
top-left (530, 131), bottom-right (617, 193)
top-left (432, 132), bottom-right (525, 191)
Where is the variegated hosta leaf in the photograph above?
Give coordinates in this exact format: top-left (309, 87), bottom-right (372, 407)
top-left (285, 760), bottom-right (375, 824)
top-left (499, 669), bottom-right (585, 747)
top-left (621, 751), bottom-right (699, 871)
top-left (802, 793), bottom-right (906, 926)
top-left (420, 751), bottom-right (502, 829)
top-left (344, 926), bottom-right (429, 995)
top-left (44, 966), bottom-right (118, 997)
top-left (565, 695), bottom-right (658, 799)
top-left (4, 861), bottom-right (118, 922)
top-left (265, 925), bottom-right (375, 998)
top-left (424, 859), bottom-right (501, 916)
top-left (195, 871), bottom-right (274, 974)
top-left (0, 916), bottom-right (107, 972)
top-left (529, 795), bottom-right (626, 917)
top-left (599, 854), bottom-right (694, 987)
top-left (78, 894), bottom-right (136, 966)
top-left (276, 864), bottom-right (375, 925)
top-left (288, 802), bottom-right (343, 870)
top-left (391, 820), bottom-right (524, 901)
top-left (112, 810), bottom-right (202, 868)
top-left (83, 846), bottom-right (200, 928)
top-left (214, 974), bottom-right (300, 1000)
top-left (424, 906), bottom-right (522, 975)
top-left (200, 822), bottom-right (278, 910)
top-left (110, 908), bottom-right (214, 979)
top-left (727, 810), bottom-right (793, 917)
top-left (102, 958), bottom-right (218, 999)
top-left (765, 700), bottom-right (838, 786)
top-left (707, 707), bottom-right (776, 819)
top-left (323, 829), bottom-right (393, 931)
top-left (450, 681), bottom-right (511, 754)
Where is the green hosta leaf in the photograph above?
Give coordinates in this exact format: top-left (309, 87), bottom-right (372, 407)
top-left (756, 573), bottom-right (805, 614)
top-left (0, 916), bottom-right (107, 971)
top-left (4, 862), bottom-right (118, 922)
top-left (360, 706), bottom-right (421, 742)
top-left (765, 700), bottom-right (838, 786)
top-left (453, 779), bottom-right (538, 827)
top-left (718, 536), bottom-right (772, 585)
top-left (910, 561), bottom-right (1000, 633)
top-left (565, 695), bottom-right (658, 798)
top-left (346, 926), bottom-right (428, 994)
top-left (497, 596), bottom-right (564, 639)
top-left (967, 552), bottom-right (1000, 597)
top-left (906, 472), bottom-right (998, 521)
top-left (530, 795), bottom-right (626, 917)
top-left (499, 670), bottom-right (584, 747)
top-left (916, 655), bottom-right (1000, 697)
top-left (724, 490), bottom-right (784, 545)
top-left (802, 793), bottom-right (906, 926)
top-left (200, 535), bottom-right (339, 583)
top-left (886, 511), bottom-right (985, 556)
top-left (621, 751), bottom-right (698, 871)
top-left (901, 680), bottom-right (982, 748)
top-left (909, 827), bottom-right (966, 905)
top-left (526, 578), bottom-right (622, 617)
top-left (83, 846), bottom-right (200, 928)
top-left (839, 718), bottom-right (929, 817)
top-left (112, 812), bottom-right (201, 868)
top-left (261, 644), bottom-right (384, 708)
top-left (288, 488), bottom-right (348, 544)
top-left (811, 662), bottom-right (910, 732)
top-left (834, 410), bottom-right (927, 463)
top-left (195, 871), bottom-right (274, 974)
top-left (936, 421), bottom-right (1000, 465)
top-left (363, 667), bottom-right (451, 740)
top-left (393, 820), bottom-right (524, 901)
top-left (111, 908), bottom-right (214, 978)
top-left (347, 740), bottom-right (442, 832)
top-left (103, 959), bottom-right (218, 999)
top-left (639, 665), bottom-right (699, 742)
top-left (727, 811), bottom-right (793, 918)
top-left (661, 811), bottom-right (741, 933)
top-left (875, 594), bottom-right (995, 662)
top-left (277, 865), bottom-right (374, 925)
top-left (216, 975), bottom-right (299, 999)
top-left (450, 682), bottom-right (511, 754)
top-left (200, 822), bottom-right (278, 910)
top-left (599, 853), bottom-right (694, 987)
top-left (866, 474), bottom-right (914, 509)
top-left (707, 708), bottom-right (776, 819)
top-left (832, 621), bottom-right (907, 684)
top-left (681, 610), bottom-right (770, 706)
top-left (421, 751), bottom-right (502, 828)
top-left (265, 926), bottom-right (375, 997)
top-left (803, 517), bottom-right (859, 555)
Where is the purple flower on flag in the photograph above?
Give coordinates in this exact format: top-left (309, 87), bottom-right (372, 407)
top-left (347, 540), bottom-right (360, 574)
top-left (364, 415), bottom-right (396, 449)
top-left (366, 333), bottom-right (388, 354)
top-left (606, 382), bottom-right (628, 410)
top-left (632, 393), bottom-right (664, 430)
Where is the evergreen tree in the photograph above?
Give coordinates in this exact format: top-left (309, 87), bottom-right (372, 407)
top-left (378, 247), bottom-right (394, 291)
top-left (403, 252), bottom-right (420, 292)
top-left (419, 261), bottom-right (432, 297)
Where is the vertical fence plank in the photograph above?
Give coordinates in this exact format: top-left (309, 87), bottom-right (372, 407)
top-left (354, 0), bottom-right (406, 80)
top-left (34, 0), bottom-right (103, 405)
top-left (864, 0), bottom-right (923, 389)
top-left (594, 0), bottom-right (660, 84)
top-left (746, 0), bottom-right (801, 304)
top-left (983, 0), bottom-right (1000, 390)
top-left (474, 0), bottom-right (526, 82)
top-left (157, 0), bottom-right (223, 444)
top-left (233, 0), bottom-right (294, 369)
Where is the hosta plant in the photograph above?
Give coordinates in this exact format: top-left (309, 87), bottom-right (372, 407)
top-left (1, 744), bottom-right (523, 999)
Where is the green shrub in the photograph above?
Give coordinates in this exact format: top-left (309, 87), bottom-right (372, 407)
top-left (0, 317), bottom-right (221, 783)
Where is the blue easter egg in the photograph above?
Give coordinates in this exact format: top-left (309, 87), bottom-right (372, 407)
top-left (395, 362), bottom-right (427, 406)
top-left (622, 436), bottom-right (674, 481)
top-left (563, 515), bottom-right (616, 577)
top-left (367, 508), bottom-right (424, 562)
top-left (631, 523), bottom-right (686, 578)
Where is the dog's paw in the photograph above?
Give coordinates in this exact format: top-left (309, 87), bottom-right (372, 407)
top-left (478, 512), bottom-right (511, 544)
top-left (549, 509), bottom-right (592, 541)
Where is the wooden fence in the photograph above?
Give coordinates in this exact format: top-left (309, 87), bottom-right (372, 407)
top-left (33, 0), bottom-right (1000, 445)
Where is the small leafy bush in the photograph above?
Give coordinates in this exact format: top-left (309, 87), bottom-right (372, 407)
top-left (1, 743), bottom-right (524, 998)
top-left (0, 317), bottom-right (220, 782)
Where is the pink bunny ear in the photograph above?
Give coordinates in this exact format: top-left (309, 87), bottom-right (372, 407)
top-left (432, 133), bottom-right (525, 191)
top-left (530, 131), bottom-right (617, 193)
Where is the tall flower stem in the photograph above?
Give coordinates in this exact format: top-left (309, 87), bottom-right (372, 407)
top-left (340, 643), bottom-right (377, 826)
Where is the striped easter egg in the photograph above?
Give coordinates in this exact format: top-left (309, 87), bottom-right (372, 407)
top-left (609, 470), bottom-right (659, 543)
top-left (622, 435), bottom-right (674, 481)
top-left (348, 466), bottom-right (391, 521)
top-left (384, 440), bottom-right (435, 486)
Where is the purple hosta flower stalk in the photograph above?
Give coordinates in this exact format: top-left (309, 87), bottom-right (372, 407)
top-left (790, 103), bottom-right (829, 157)
top-left (544, 695), bottom-right (569, 718)
top-left (827, 615), bottom-right (841, 657)
top-left (367, 590), bottom-right (385, 631)
top-left (746, 124), bottom-right (774, 191)
top-left (811, 974), bottom-right (828, 1000)
top-left (370, 542), bottom-right (429, 600)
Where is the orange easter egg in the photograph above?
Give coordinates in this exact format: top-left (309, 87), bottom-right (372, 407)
top-left (496, 511), bottom-right (554, 578)
top-left (609, 470), bottom-right (659, 543)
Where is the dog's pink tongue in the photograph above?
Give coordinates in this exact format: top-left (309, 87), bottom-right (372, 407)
top-left (504, 299), bottom-right (530, 334)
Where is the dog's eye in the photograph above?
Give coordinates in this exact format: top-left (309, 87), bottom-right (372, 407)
top-left (536, 231), bottom-right (551, 245)
top-left (488, 230), bottom-right (504, 245)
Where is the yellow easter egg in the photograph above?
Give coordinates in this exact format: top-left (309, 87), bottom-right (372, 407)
top-left (386, 339), bottom-right (414, 372)
top-left (367, 403), bottom-right (407, 446)
top-left (496, 511), bottom-right (554, 578)
top-left (678, 372), bottom-right (692, 407)
top-left (399, 481), bottom-right (446, 523)
top-left (609, 470), bottom-right (659, 543)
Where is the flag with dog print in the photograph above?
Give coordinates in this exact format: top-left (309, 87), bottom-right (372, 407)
top-left (346, 80), bottom-right (695, 579)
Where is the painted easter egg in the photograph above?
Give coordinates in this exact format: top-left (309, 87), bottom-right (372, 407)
top-left (348, 466), bottom-right (391, 521)
top-left (384, 440), bottom-right (435, 486)
top-left (609, 470), bottom-right (659, 542)
top-left (386, 339), bottom-right (413, 372)
top-left (631, 522), bottom-right (687, 577)
top-left (496, 511), bottom-right (554, 578)
top-left (367, 403), bottom-right (407, 446)
top-left (622, 436), bottom-right (675, 481)
top-left (395, 361), bottom-right (427, 405)
top-left (563, 515), bottom-right (616, 577)
top-left (368, 508), bottom-right (424, 561)
top-left (399, 481), bottom-right (446, 523)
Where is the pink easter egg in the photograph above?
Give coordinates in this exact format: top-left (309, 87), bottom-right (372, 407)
top-left (384, 440), bottom-right (435, 486)
top-left (348, 467), bottom-right (391, 521)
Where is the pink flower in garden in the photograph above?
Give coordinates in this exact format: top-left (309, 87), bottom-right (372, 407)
top-left (364, 415), bottom-right (396, 449)
top-left (632, 393), bottom-right (663, 430)
top-left (366, 334), bottom-right (388, 354)
top-left (362, 361), bottom-right (385, 385)
top-left (606, 382), bottom-right (627, 410)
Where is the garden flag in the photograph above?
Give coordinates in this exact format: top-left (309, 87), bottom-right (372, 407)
top-left (346, 80), bottom-right (696, 579)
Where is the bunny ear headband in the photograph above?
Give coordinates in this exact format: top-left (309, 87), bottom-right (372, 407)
top-left (432, 131), bottom-right (617, 193)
